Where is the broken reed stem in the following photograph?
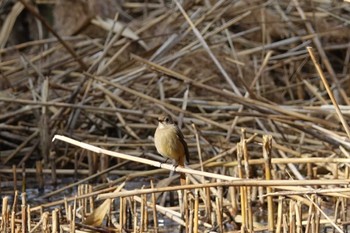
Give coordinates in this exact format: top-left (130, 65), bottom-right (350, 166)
top-left (263, 135), bottom-right (274, 232)
top-left (21, 205), bottom-right (26, 233)
top-left (141, 192), bottom-right (148, 232)
top-left (150, 180), bottom-right (158, 233)
top-left (27, 204), bottom-right (30, 232)
top-left (52, 209), bottom-right (58, 233)
top-left (242, 131), bottom-right (254, 232)
top-left (207, 157), bottom-right (350, 167)
top-left (276, 196), bottom-right (284, 233)
top-left (307, 46), bottom-right (350, 140)
top-left (119, 197), bottom-right (125, 231)
top-left (289, 200), bottom-right (295, 232)
top-left (237, 142), bottom-right (247, 231)
top-left (181, 189), bottom-right (187, 233)
top-left (193, 189), bottom-right (199, 233)
top-left (133, 199), bottom-right (137, 232)
top-left (52, 134), bottom-right (243, 182)
top-left (304, 195), bottom-right (314, 233)
top-left (42, 212), bottom-right (49, 233)
top-left (21, 193), bottom-right (26, 233)
top-left (217, 185), bottom-right (224, 232)
top-left (11, 210), bottom-right (15, 233)
top-left (71, 197), bottom-right (77, 232)
top-left (188, 200), bottom-right (194, 233)
top-left (98, 178), bottom-right (350, 199)
top-left (215, 197), bottom-right (223, 233)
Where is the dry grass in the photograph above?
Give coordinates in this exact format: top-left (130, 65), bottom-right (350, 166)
top-left (1, 0), bottom-right (350, 232)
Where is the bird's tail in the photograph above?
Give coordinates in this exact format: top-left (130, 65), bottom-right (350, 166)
top-left (180, 172), bottom-right (186, 185)
top-left (178, 156), bottom-right (186, 185)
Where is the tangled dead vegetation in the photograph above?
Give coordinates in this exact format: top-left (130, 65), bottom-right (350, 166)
top-left (1, 0), bottom-right (350, 232)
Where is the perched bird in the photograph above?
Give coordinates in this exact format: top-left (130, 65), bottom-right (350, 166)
top-left (154, 113), bottom-right (189, 184)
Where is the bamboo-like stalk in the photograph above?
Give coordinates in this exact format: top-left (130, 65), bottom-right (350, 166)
top-left (289, 200), bottom-right (295, 233)
top-left (304, 195), bottom-right (314, 233)
top-left (150, 180), bottom-right (158, 233)
top-left (188, 201), bottom-right (194, 233)
top-left (133, 198), bottom-right (137, 233)
top-left (10, 210), bottom-right (15, 233)
top-left (276, 196), bottom-right (283, 233)
top-left (21, 204), bottom-right (26, 233)
top-left (193, 189), bottom-right (199, 233)
top-left (315, 197), bottom-right (321, 233)
top-left (215, 197), bottom-right (223, 233)
top-left (177, 189), bottom-right (185, 232)
top-left (21, 193), bottom-right (26, 233)
top-left (88, 185), bottom-right (94, 214)
top-left (71, 198), bottom-right (77, 232)
top-left (11, 191), bottom-right (17, 216)
top-left (120, 197), bottom-right (126, 231)
top-left (242, 132), bottom-right (254, 232)
top-left (140, 192), bottom-right (146, 232)
top-left (67, 205), bottom-right (72, 223)
top-left (204, 187), bottom-right (211, 227)
top-left (263, 135), bottom-right (274, 232)
top-left (295, 201), bottom-right (302, 233)
top-left (26, 204), bottom-right (31, 233)
top-left (52, 209), bottom-right (58, 233)
top-left (237, 142), bottom-right (246, 231)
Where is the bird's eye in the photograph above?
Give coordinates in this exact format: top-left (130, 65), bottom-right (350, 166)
top-left (165, 117), bottom-right (169, 123)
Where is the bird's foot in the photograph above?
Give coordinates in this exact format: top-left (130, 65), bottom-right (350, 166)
top-left (159, 158), bottom-right (170, 165)
top-left (172, 164), bottom-right (178, 172)
top-left (159, 158), bottom-right (171, 168)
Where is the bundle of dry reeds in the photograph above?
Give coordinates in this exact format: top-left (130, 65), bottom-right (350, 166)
top-left (1, 0), bottom-right (350, 232)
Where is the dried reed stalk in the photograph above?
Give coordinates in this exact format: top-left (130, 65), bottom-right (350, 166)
top-left (1, 1), bottom-right (350, 232)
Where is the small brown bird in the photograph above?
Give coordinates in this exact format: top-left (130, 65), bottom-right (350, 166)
top-left (154, 113), bottom-right (189, 184)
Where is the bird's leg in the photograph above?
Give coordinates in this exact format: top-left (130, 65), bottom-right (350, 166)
top-left (164, 157), bottom-right (170, 163)
top-left (172, 160), bottom-right (180, 172)
top-left (159, 157), bottom-right (170, 166)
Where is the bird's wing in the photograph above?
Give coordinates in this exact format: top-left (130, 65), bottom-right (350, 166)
top-left (176, 127), bottom-right (190, 163)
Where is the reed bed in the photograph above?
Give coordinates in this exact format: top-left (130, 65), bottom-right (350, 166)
top-left (1, 0), bottom-right (350, 232)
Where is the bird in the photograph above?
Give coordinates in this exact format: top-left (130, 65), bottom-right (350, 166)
top-left (154, 113), bottom-right (189, 184)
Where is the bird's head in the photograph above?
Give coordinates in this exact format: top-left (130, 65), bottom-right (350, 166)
top-left (158, 113), bottom-right (174, 128)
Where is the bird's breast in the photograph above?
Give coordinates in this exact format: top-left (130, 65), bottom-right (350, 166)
top-left (154, 126), bottom-right (185, 161)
